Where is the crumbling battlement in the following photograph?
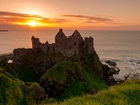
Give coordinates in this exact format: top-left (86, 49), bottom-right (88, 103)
top-left (32, 29), bottom-right (94, 57)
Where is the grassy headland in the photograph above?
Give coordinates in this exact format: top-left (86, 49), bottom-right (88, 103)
top-left (0, 68), bottom-right (56, 105)
top-left (50, 79), bottom-right (140, 105)
top-left (40, 60), bottom-right (108, 100)
top-left (0, 48), bottom-right (139, 105)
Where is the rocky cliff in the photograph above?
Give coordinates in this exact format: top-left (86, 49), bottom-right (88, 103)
top-left (0, 30), bottom-right (120, 104)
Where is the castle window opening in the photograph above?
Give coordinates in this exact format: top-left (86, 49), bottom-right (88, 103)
top-left (69, 46), bottom-right (71, 50)
top-left (74, 42), bottom-right (76, 46)
top-left (47, 47), bottom-right (50, 52)
top-left (53, 46), bottom-right (55, 52)
top-left (8, 59), bottom-right (13, 64)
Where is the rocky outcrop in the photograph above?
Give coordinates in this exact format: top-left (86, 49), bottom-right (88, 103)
top-left (40, 60), bottom-right (108, 100)
top-left (102, 60), bottom-right (121, 85)
top-left (0, 29), bottom-right (121, 102)
top-left (0, 68), bottom-right (56, 105)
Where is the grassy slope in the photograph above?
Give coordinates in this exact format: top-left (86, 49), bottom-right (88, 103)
top-left (0, 68), bottom-right (55, 105)
top-left (41, 61), bottom-right (107, 100)
top-left (14, 66), bottom-right (39, 82)
top-left (1, 64), bottom-right (39, 82)
top-left (51, 79), bottom-right (140, 105)
top-left (0, 68), bottom-right (27, 105)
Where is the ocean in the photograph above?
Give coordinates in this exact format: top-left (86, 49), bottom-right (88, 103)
top-left (0, 30), bottom-right (140, 79)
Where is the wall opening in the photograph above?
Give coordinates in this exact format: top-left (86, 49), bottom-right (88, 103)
top-left (69, 46), bottom-right (71, 50)
top-left (74, 42), bottom-right (76, 46)
top-left (47, 47), bottom-right (50, 52)
top-left (8, 59), bottom-right (13, 64)
top-left (53, 46), bottom-right (55, 52)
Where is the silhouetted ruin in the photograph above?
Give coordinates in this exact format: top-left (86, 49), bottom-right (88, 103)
top-left (32, 29), bottom-right (94, 56)
top-left (13, 29), bottom-right (94, 60)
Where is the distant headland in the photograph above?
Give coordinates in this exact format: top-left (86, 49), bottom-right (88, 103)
top-left (0, 30), bottom-right (8, 32)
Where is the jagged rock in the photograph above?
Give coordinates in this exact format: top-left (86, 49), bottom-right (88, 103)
top-left (0, 29), bottom-right (120, 102)
top-left (40, 60), bottom-right (108, 100)
top-left (0, 68), bottom-right (54, 105)
top-left (102, 64), bottom-right (120, 85)
top-left (124, 72), bottom-right (140, 80)
top-left (105, 60), bottom-right (117, 67)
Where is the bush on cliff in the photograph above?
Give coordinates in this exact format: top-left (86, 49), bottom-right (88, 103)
top-left (18, 49), bottom-right (65, 76)
top-left (69, 49), bottom-right (103, 78)
top-left (13, 66), bottom-right (39, 82)
top-left (40, 60), bottom-right (108, 100)
top-left (0, 68), bottom-right (56, 105)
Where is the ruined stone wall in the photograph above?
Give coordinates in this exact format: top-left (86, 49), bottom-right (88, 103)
top-left (31, 29), bottom-right (94, 57)
top-left (13, 48), bottom-right (32, 64)
top-left (39, 43), bottom-right (55, 53)
top-left (31, 36), bottom-right (40, 49)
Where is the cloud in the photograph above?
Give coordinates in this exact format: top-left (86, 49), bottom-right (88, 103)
top-left (62, 15), bottom-right (113, 23)
top-left (0, 11), bottom-right (68, 25)
top-left (0, 11), bottom-right (41, 18)
top-left (41, 18), bottom-right (68, 23)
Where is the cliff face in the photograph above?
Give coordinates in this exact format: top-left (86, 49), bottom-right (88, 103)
top-left (10, 47), bottom-right (108, 100)
top-left (12, 47), bottom-right (104, 78)
top-left (40, 58), bottom-right (107, 99)
top-left (0, 47), bottom-right (108, 103)
top-left (12, 29), bottom-right (102, 80)
top-left (0, 30), bottom-right (120, 103)
top-left (0, 68), bottom-right (54, 105)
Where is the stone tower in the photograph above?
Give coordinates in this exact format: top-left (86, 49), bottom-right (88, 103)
top-left (31, 36), bottom-right (40, 49)
top-left (85, 37), bottom-right (94, 54)
top-left (71, 30), bottom-right (84, 48)
top-left (55, 29), bottom-right (67, 44)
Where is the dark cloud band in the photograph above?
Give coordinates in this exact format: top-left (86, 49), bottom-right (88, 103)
top-left (62, 15), bottom-right (113, 23)
top-left (0, 11), bottom-right (68, 24)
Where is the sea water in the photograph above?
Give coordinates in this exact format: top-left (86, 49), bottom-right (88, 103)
top-left (0, 30), bottom-right (140, 79)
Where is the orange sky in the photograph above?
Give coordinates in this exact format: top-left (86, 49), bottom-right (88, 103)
top-left (0, 0), bottom-right (140, 30)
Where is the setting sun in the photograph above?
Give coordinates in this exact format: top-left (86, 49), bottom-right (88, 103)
top-left (28, 21), bottom-right (38, 27)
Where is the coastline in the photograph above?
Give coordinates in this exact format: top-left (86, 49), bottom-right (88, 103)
top-left (0, 30), bottom-right (139, 104)
top-left (0, 53), bottom-right (13, 61)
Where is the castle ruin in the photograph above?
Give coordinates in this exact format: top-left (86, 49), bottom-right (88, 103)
top-left (13, 29), bottom-right (94, 62)
top-left (31, 29), bottom-right (94, 57)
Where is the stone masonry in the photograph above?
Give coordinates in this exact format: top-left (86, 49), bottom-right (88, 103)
top-left (31, 29), bottom-right (94, 57)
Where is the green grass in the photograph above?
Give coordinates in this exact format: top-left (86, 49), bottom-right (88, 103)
top-left (59, 64), bottom-right (108, 100)
top-left (14, 66), bottom-right (39, 82)
top-left (50, 79), bottom-right (140, 105)
top-left (83, 65), bottom-right (107, 91)
top-left (2, 65), bottom-right (39, 82)
top-left (41, 61), bottom-right (108, 100)
top-left (0, 68), bottom-right (54, 105)
top-left (0, 68), bottom-right (26, 105)
top-left (42, 61), bottom-right (83, 83)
